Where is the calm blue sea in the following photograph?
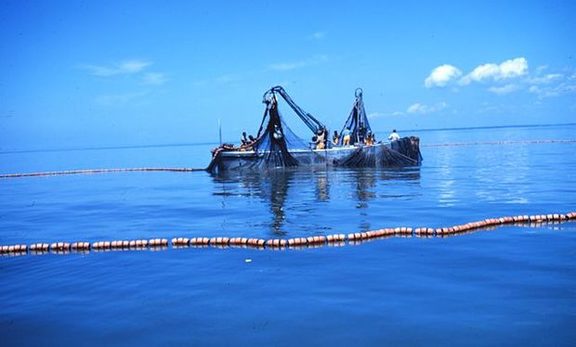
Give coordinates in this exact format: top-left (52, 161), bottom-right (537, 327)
top-left (1, 125), bottom-right (575, 346)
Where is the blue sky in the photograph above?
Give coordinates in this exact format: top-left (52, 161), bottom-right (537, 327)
top-left (1, 0), bottom-right (575, 150)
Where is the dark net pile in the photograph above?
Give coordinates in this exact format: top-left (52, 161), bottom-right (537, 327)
top-left (249, 95), bottom-right (319, 169)
top-left (336, 137), bottom-right (422, 167)
top-left (337, 89), bottom-right (373, 146)
top-left (334, 89), bottom-right (422, 167)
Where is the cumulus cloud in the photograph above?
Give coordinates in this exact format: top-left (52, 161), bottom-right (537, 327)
top-left (460, 57), bottom-right (528, 85)
top-left (407, 102), bottom-right (447, 114)
top-left (81, 60), bottom-right (152, 77)
top-left (424, 57), bottom-right (576, 99)
top-left (424, 64), bottom-right (462, 88)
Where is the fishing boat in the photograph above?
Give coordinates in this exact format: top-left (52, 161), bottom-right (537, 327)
top-left (207, 86), bottom-right (422, 174)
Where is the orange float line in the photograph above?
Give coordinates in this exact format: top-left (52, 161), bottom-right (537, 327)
top-left (1, 212), bottom-right (575, 257)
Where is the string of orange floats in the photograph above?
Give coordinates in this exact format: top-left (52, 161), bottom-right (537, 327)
top-left (1, 212), bottom-right (575, 257)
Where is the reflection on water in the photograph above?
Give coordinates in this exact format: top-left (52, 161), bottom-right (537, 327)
top-left (211, 167), bottom-right (421, 234)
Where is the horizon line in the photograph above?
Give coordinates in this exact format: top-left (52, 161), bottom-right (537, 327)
top-left (1, 122), bottom-right (575, 155)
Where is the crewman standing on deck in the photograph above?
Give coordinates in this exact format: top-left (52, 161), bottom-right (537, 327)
top-left (342, 128), bottom-right (352, 145)
top-left (315, 129), bottom-right (326, 150)
top-left (388, 129), bottom-right (400, 141)
top-left (332, 130), bottom-right (340, 146)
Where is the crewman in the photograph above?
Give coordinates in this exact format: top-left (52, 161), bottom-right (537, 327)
top-left (388, 129), bottom-right (400, 141)
top-left (332, 130), bottom-right (340, 146)
top-left (241, 131), bottom-right (249, 145)
top-left (365, 131), bottom-right (375, 145)
top-left (315, 129), bottom-right (326, 150)
top-left (342, 128), bottom-right (352, 146)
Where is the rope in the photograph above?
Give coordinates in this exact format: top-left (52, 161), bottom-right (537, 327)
top-left (1, 212), bottom-right (574, 257)
top-left (0, 167), bottom-right (206, 179)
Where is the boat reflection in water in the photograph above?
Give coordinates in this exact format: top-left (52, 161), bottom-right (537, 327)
top-left (211, 167), bottom-right (421, 237)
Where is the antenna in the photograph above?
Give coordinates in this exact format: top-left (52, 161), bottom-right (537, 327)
top-left (218, 119), bottom-right (222, 145)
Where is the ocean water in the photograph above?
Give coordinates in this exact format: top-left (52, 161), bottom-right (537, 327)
top-left (1, 125), bottom-right (575, 346)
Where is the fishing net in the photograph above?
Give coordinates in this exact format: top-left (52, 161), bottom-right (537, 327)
top-left (336, 137), bottom-right (422, 168)
top-left (249, 95), bottom-right (316, 168)
top-left (207, 92), bottom-right (321, 173)
top-left (337, 88), bottom-right (373, 146)
top-left (333, 89), bottom-right (422, 167)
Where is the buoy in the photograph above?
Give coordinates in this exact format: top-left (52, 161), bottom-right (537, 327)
top-left (71, 242), bottom-right (90, 251)
top-left (293, 238), bottom-right (305, 247)
top-left (50, 242), bottom-right (70, 252)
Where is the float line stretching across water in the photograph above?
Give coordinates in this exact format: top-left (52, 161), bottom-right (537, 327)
top-left (1, 212), bottom-right (575, 257)
top-left (0, 167), bottom-right (205, 179)
top-left (423, 139), bottom-right (576, 147)
top-left (1, 139), bottom-right (575, 179)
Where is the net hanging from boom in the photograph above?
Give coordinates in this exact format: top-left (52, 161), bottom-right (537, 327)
top-left (334, 88), bottom-right (423, 168)
top-left (337, 88), bottom-right (372, 146)
top-left (250, 93), bottom-right (306, 168)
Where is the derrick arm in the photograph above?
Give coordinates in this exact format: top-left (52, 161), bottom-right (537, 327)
top-left (263, 86), bottom-right (326, 135)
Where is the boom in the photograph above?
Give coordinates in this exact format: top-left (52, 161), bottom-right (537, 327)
top-left (262, 86), bottom-right (326, 135)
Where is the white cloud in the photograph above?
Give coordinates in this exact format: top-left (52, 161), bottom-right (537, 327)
top-left (367, 111), bottom-right (406, 119)
top-left (488, 84), bottom-right (519, 95)
top-left (527, 71), bottom-right (576, 98)
top-left (95, 91), bottom-right (150, 106)
top-left (81, 59), bottom-right (152, 77)
top-left (528, 73), bottom-right (563, 85)
top-left (407, 102), bottom-right (447, 114)
top-left (499, 58), bottom-right (528, 78)
top-left (367, 112), bottom-right (384, 119)
top-left (119, 60), bottom-right (151, 74)
top-left (425, 64), bottom-right (462, 88)
top-left (460, 57), bottom-right (528, 85)
top-left (407, 103), bottom-right (424, 113)
top-left (142, 72), bottom-right (168, 85)
top-left (424, 57), bottom-right (576, 100)
top-left (529, 82), bottom-right (576, 99)
top-left (268, 55), bottom-right (328, 71)
top-left (308, 31), bottom-right (326, 40)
